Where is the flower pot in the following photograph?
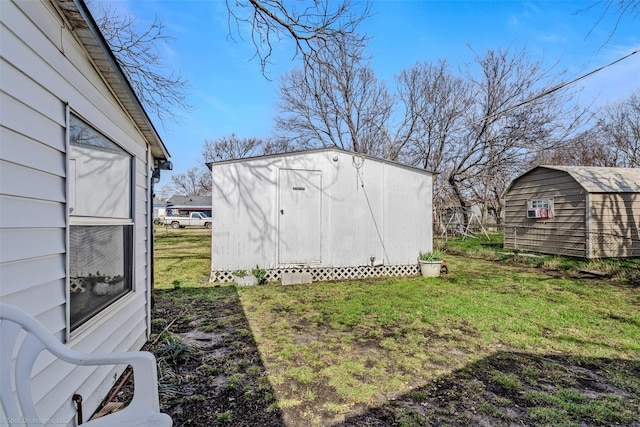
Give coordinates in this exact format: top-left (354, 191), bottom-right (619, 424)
top-left (234, 275), bottom-right (258, 286)
top-left (419, 260), bottom-right (442, 278)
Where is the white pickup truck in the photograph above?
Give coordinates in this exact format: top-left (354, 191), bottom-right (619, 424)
top-left (164, 212), bottom-right (212, 229)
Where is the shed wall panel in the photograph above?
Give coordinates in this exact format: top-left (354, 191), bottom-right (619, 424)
top-left (504, 168), bottom-right (587, 257)
top-left (382, 163), bottom-right (432, 264)
top-left (211, 150), bottom-right (433, 273)
top-left (329, 154), bottom-right (385, 267)
top-left (588, 193), bottom-right (640, 257)
top-left (211, 160), bottom-right (279, 270)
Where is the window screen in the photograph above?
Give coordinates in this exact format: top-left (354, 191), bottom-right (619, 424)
top-left (69, 225), bottom-right (133, 329)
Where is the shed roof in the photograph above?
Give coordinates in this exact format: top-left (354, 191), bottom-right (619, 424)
top-left (509, 165), bottom-right (640, 194)
top-left (167, 195), bottom-right (212, 206)
top-left (56, 0), bottom-right (169, 160)
top-left (207, 147), bottom-right (434, 176)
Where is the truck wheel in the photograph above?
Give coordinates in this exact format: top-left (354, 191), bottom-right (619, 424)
top-left (170, 221), bottom-right (180, 229)
top-left (205, 222), bottom-right (212, 229)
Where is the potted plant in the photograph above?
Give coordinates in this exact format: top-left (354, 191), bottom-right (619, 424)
top-left (232, 269), bottom-right (257, 286)
top-left (418, 250), bottom-right (445, 278)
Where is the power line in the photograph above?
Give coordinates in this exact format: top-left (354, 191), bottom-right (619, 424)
top-left (466, 49), bottom-right (639, 129)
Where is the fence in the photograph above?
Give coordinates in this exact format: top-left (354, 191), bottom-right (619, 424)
top-left (211, 264), bottom-right (421, 283)
top-left (504, 224), bottom-right (640, 259)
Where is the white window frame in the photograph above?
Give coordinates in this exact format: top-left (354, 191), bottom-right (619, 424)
top-left (66, 112), bottom-right (136, 335)
top-left (526, 198), bottom-right (553, 219)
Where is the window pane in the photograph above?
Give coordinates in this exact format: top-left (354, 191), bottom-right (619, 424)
top-left (70, 225), bottom-right (133, 330)
top-left (69, 115), bottom-right (131, 218)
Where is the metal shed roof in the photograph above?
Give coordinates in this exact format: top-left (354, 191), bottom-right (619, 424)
top-left (505, 165), bottom-right (640, 194)
top-left (541, 165), bottom-right (640, 193)
top-left (56, 0), bottom-right (169, 160)
top-left (166, 195), bottom-right (212, 206)
top-left (207, 147), bottom-right (435, 176)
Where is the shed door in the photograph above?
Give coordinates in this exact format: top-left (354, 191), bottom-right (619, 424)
top-left (278, 169), bottom-right (322, 264)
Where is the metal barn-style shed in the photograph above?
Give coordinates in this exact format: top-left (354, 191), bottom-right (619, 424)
top-left (503, 166), bottom-right (640, 258)
top-left (1, 0), bottom-right (169, 423)
top-left (209, 148), bottom-right (433, 282)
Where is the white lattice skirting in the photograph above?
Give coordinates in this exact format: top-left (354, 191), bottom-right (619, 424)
top-left (211, 264), bottom-right (420, 283)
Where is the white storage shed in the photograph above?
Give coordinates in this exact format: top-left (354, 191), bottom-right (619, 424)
top-left (1, 0), bottom-right (169, 424)
top-left (209, 148), bottom-right (433, 282)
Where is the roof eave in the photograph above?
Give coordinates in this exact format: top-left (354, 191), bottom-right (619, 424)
top-left (206, 147), bottom-right (436, 176)
top-left (56, 0), bottom-right (170, 160)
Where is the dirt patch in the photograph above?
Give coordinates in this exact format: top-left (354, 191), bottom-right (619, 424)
top-left (338, 352), bottom-right (640, 427)
top-left (106, 287), bottom-right (285, 426)
top-left (104, 286), bottom-right (639, 427)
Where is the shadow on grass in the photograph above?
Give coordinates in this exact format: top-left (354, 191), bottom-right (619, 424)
top-left (148, 286), bottom-right (639, 427)
top-left (150, 286), bottom-right (285, 427)
top-left (337, 351), bottom-right (640, 427)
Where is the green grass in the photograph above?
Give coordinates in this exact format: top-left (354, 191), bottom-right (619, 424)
top-left (154, 226), bottom-right (211, 288)
top-left (438, 231), bottom-right (640, 281)
top-left (236, 256), bottom-right (639, 424)
top-left (153, 228), bottom-right (640, 426)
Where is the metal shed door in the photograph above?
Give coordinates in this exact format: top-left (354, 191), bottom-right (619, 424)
top-left (278, 169), bottom-right (322, 264)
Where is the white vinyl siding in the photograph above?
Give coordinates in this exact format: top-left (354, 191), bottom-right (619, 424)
top-left (0, 0), bottom-right (156, 424)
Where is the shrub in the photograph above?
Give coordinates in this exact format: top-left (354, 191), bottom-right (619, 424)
top-left (252, 265), bottom-right (267, 284)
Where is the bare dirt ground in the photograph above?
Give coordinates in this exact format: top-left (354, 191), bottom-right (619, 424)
top-left (107, 281), bottom-right (639, 427)
top-left (147, 287), bottom-right (285, 426)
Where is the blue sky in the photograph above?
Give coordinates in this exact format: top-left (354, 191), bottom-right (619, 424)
top-left (93, 1), bottom-right (640, 184)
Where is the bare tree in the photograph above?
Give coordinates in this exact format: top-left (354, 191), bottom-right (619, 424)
top-left (226, 0), bottom-right (371, 76)
top-left (392, 61), bottom-right (472, 224)
top-left (202, 133), bottom-right (297, 162)
top-left (538, 91), bottom-right (640, 169)
top-left (446, 47), bottom-right (584, 222)
top-left (396, 60), bottom-right (471, 171)
top-left (92, 0), bottom-right (370, 124)
top-left (276, 39), bottom-right (393, 156)
top-left (528, 130), bottom-right (620, 167)
top-left (594, 90), bottom-right (640, 167)
top-left (202, 134), bottom-right (264, 162)
top-left (160, 166), bottom-right (211, 196)
top-left (91, 3), bottom-right (189, 125)
top-left (262, 137), bottom-right (299, 155)
top-left (580, 0), bottom-right (640, 44)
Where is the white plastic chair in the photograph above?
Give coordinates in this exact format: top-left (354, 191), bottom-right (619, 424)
top-left (0, 304), bottom-right (172, 427)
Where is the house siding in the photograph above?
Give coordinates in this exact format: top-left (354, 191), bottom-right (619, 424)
top-left (1, 0), bottom-right (155, 424)
top-left (504, 167), bottom-right (587, 257)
